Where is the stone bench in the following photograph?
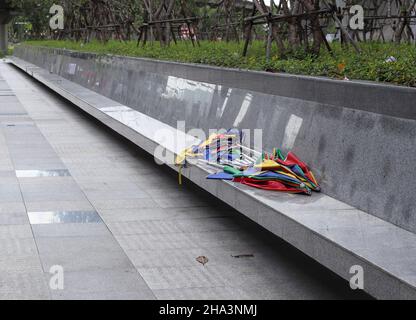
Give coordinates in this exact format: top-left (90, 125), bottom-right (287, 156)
top-left (9, 46), bottom-right (416, 299)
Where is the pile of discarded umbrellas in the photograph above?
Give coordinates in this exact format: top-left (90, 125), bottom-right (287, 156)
top-left (175, 129), bottom-right (320, 196)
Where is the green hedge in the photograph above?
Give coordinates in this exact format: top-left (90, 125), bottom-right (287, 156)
top-left (24, 40), bottom-right (416, 87)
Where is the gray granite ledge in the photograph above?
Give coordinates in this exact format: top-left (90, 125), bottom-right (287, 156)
top-left (9, 56), bottom-right (416, 300)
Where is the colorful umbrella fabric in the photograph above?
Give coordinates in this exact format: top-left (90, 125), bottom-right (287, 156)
top-left (175, 129), bottom-right (320, 196)
top-left (234, 177), bottom-right (311, 195)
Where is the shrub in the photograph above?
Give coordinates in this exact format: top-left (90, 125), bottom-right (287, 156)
top-left (24, 40), bottom-right (416, 87)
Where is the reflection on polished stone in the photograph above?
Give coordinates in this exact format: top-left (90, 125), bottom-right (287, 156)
top-left (99, 105), bottom-right (200, 154)
top-left (16, 169), bottom-right (71, 178)
top-left (27, 211), bottom-right (102, 225)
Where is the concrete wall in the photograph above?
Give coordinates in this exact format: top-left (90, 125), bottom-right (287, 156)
top-left (13, 45), bottom-right (416, 234)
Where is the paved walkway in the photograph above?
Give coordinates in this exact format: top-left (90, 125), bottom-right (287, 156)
top-left (0, 60), bottom-right (369, 300)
